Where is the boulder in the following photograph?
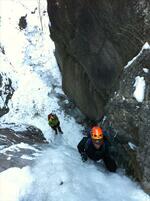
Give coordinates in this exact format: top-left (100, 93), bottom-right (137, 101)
top-left (0, 124), bottom-right (48, 172)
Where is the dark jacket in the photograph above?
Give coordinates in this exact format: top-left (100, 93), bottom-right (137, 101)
top-left (77, 137), bottom-right (110, 161)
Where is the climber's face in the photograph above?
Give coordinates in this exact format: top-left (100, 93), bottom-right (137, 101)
top-left (92, 139), bottom-right (103, 149)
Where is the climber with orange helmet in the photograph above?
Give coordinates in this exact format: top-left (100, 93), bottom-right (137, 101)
top-left (77, 126), bottom-right (117, 172)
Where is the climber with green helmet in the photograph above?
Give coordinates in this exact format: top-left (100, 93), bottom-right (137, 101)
top-left (48, 113), bottom-right (63, 135)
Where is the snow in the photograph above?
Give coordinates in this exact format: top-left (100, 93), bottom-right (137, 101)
top-left (142, 42), bottom-right (150, 50)
top-left (143, 68), bottom-right (149, 73)
top-left (128, 142), bottom-right (137, 150)
top-left (0, 123), bottom-right (37, 132)
top-left (0, 167), bottom-right (32, 201)
top-left (0, 0), bottom-right (150, 201)
top-left (133, 76), bottom-right (146, 102)
top-left (21, 155), bottom-right (35, 160)
top-left (0, 0), bottom-right (62, 141)
top-left (0, 144), bottom-right (20, 154)
top-left (0, 142), bottom-right (40, 154)
top-left (122, 96), bottom-right (125, 100)
top-left (17, 142), bottom-right (40, 152)
top-left (124, 42), bottom-right (150, 68)
top-left (19, 145), bottom-right (150, 201)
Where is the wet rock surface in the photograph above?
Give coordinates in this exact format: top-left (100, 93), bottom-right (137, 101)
top-left (0, 124), bottom-right (48, 172)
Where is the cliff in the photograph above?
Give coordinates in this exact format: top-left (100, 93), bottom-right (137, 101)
top-left (47, 0), bottom-right (150, 120)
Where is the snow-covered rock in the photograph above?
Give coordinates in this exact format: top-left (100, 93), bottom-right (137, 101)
top-left (104, 48), bottom-right (150, 194)
top-left (0, 73), bottom-right (14, 117)
top-left (0, 124), bottom-right (48, 172)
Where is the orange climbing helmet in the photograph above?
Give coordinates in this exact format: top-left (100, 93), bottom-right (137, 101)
top-left (91, 126), bottom-right (103, 140)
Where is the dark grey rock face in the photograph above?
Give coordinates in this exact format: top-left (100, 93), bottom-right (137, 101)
top-left (47, 0), bottom-right (150, 120)
top-left (0, 124), bottom-right (48, 172)
top-left (18, 15), bottom-right (27, 30)
top-left (103, 49), bottom-right (150, 193)
top-left (0, 73), bottom-right (14, 117)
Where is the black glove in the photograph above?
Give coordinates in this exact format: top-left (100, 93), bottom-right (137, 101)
top-left (81, 152), bottom-right (88, 162)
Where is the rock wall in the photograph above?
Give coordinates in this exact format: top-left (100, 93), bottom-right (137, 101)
top-left (0, 73), bottom-right (14, 117)
top-left (47, 0), bottom-right (150, 120)
top-left (103, 48), bottom-right (150, 193)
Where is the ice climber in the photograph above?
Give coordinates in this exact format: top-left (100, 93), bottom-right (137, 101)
top-left (77, 126), bottom-right (117, 172)
top-left (48, 113), bottom-right (63, 134)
